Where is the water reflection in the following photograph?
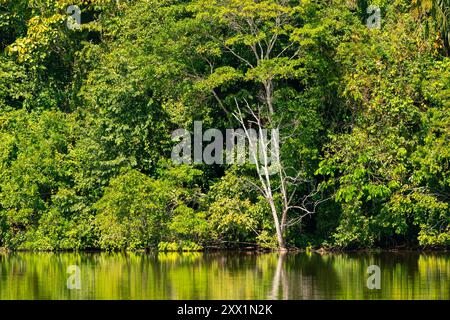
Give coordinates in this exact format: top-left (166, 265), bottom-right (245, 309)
top-left (0, 251), bottom-right (448, 300)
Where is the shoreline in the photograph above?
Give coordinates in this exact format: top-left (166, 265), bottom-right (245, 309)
top-left (1, 246), bottom-right (448, 254)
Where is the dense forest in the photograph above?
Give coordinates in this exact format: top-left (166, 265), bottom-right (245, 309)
top-left (0, 0), bottom-right (448, 251)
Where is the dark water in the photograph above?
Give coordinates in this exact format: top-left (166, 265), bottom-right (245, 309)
top-left (0, 252), bottom-right (448, 300)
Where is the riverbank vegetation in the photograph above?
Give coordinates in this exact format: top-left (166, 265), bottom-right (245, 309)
top-left (0, 0), bottom-right (449, 251)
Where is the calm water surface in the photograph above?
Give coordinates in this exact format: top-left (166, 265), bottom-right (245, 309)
top-left (0, 252), bottom-right (448, 300)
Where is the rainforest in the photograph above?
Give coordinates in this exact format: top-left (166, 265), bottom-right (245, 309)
top-left (0, 0), bottom-right (449, 252)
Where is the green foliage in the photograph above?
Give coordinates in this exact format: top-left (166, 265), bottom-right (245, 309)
top-left (0, 109), bottom-right (88, 249)
top-left (318, 1), bottom-right (449, 248)
top-left (168, 206), bottom-right (209, 242)
top-left (205, 171), bottom-right (274, 247)
top-left (0, 0), bottom-right (448, 251)
top-left (94, 169), bottom-right (181, 250)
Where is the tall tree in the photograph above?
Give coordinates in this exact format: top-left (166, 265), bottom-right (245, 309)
top-left (189, 0), bottom-right (326, 249)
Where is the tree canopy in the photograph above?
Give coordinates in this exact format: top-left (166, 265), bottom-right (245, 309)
top-left (0, 0), bottom-right (448, 251)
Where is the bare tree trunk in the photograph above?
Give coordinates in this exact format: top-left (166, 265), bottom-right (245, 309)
top-left (268, 197), bottom-right (284, 249)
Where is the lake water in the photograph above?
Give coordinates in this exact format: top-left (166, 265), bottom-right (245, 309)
top-left (0, 251), bottom-right (448, 300)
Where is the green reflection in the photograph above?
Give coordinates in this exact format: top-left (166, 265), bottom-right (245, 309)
top-left (0, 252), bottom-right (448, 300)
